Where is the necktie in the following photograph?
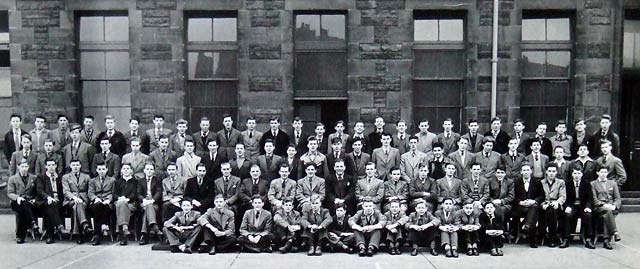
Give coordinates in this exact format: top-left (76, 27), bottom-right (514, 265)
top-left (474, 179), bottom-right (478, 187)
top-left (295, 133), bottom-right (300, 143)
top-left (226, 130), bottom-right (230, 141)
top-left (281, 180), bottom-right (286, 196)
top-left (104, 152), bottom-right (108, 160)
top-left (412, 151), bottom-right (416, 158)
top-left (575, 181), bottom-right (580, 196)
top-left (335, 152), bottom-right (339, 160)
top-left (535, 154), bottom-right (539, 162)
top-left (249, 132), bottom-right (253, 139)
top-left (384, 150), bottom-right (389, 156)
top-left (133, 131), bottom-right (137, 137)
top-left (255, 211), bottom-right (260, 222)
top-left (400, 134), bottom-right (404, 140)
top-left (14, 131), bottom-right (20, 150)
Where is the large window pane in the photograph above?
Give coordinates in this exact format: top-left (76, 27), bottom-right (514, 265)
top-left (0, 11), bottom-right (8, 43)
top-left (522, 19), bottom-right (546, 41)
top-left (188, 81), bottom-right (237, 107)
top-left (105, 52), bottom-right (130, 79)
top-left (294, 52), bottom-right (346, 92)
top-left (546, 51), bottom-right (570, 77)
top-left (546, 18), bottom-right (570, 41)
top-left (82, 81), bottom-right (107, 107)
top-left (521, 81), bottom-right (543, 106)
top-left (522, 51), bottom-right (545, 78)
top-left (439, 20), bottom-right (463, 41)
top-left (81, 52), bottom-right (106, 79)
top-left (188, 18), bottom-right (213, 42)
top-left (188, 52), bottom-right (237, 79)
top-left (414, 51), bottom-right (438, 77)
top-left (0, 69), bottom-right (11, 97)
top-left (213, 18), bottom-right (237, 42)
top-left (414, 51), bottom-right (465, 78)
top-left (80, 16), bottom-right (104, 42)
top-left (321, 15), bottom-right (345, 41)
top-left (294, 53), bottom-right (317, 91)
top-left (295, 15), bottom-right (320, 41)
top-left (105, 16), bottom-right (129, 42)
top-left (414, 20), bottom-right (439, 41)
top-left (624, 20), bottom-right (640, 68)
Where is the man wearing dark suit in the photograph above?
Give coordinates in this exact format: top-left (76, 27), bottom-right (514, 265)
top-left (461, 163), bottom-right (491, 210)
top-left (137, 163), bottom-right (163, 245)
top-left (589, 114), bottom-right (621, 157)
top-left (267, 164), bottom-right (297, 212)
top-left (591, 166), bottom-right (622, 249)
top-left (488, 167), bottom-right (515, 226)
top-left (163, 199), bottom-right (202, 254)
top-left (4, 114), bottom-right (26, 164)
top-left (35, 158), bottom-right (66, 244)
top-left (569, 144), bottom-right (597, 182)
top-left (168, 119), bottom-right (193, 157)
top-left (62, 159), bottom-right (93, 243)
top-left (367, 116), bottom-right (388, 154)
top-left (241, 117), bottom-right (262, 161)
top-left (201, 139), bottom-right (225, 181)
top-left (327, 204), bottom-right (355, 252)
top-left (512, 163), bottom-right (545, 248)
top-left (501, 138), bottom-right (527, 180)
top-left (148, 135), bottom-right (178, 179)
top-left (87, 162), bottom-right (116, 245)
top-left (408, 164), bottom-right (438, 211)
top-left (345, 138), bottom-right (370, 178)
top-left (300, 195), bottom-right (333, 256)
top-left (313, 123), bottom-right (330, 155)
top-left (7, 159), bottom-right (38, 244)
top-left (50, 114), bottom-right (71, 152)
top-left (198, 195), bottom-right (238, 255)
top-left (283, 144), bottom-right (301, 181)
top-left (484, 117), bottom-right (511, 155)
top-left (384, 169), bottom-right (409, 212)
top-left (9, 134), bottom-right (37, 176)
top-left (297, 137), bottom-right (330, 179)
top-left (448, 138), bottom-right (475, 179)
top-left (461, 119), bottom-right (484, 153)
top-left (594, 140), bottom-right (627, 187)
top-left (256, 139), bottom-right (283, 182)
top-left (325, 159), bottom-right (356, 214)
top-left (192, 117), bottom-right (216, 156)
top-left (525, 123), bottom-right (553, 157)
top-left (213, 162), bottom-right (242, 231)
top-left (392, 120), bottom-right (410, 155)
top-left (436, 163), bottom-right (464, 207)
top-left (512, 119), bottom-right (531, 154)
top-left (123, 118), bottom-right (142, 154)
top-left (259, 116), bottom-right (290, 157)
top-left (326, 137), bottom-right (347, 175)
top-left (426, 142), bottom-right (451, 180)
top-left (238, 196), bottom-right (274, 253)
top-left (289, 117), bottom-right (310, 157)
top-left (405, 201), bottom-right (440, 256)
top-left (570, 118), bottom-right (592, 159)
top-left (561, 167), bottom-right (595, 249)
top-left (112, 163), bottom-right (139, 245)
top-left (217, 115), bottom-right (244, 161)
top-left (63, 124), bottom-right (96, 174)
top-left (91, 137), bottom-right (122, 179)
top-left (238, 165), bottom-right (270, 212)
top-left (34, 140), bottom-right (65, 176)
top-left (142, 115), bottom-right (173, 155)
top-left (272, 198), bottom-right (303, 253)
top-left (349, 200), bottom-right (387, 257)
top-left (80, 115), bottom-right (99, 147)
top-left (436, 118), bottom-right (461, 155)
top-left (95, 115), bottom-right (127, 156)
top-left (328, 120), bottom-right (350, 155)
top-left (371, 132), bottom-right (401, 181)
top-left (186, 163), bottom-right (217, 212)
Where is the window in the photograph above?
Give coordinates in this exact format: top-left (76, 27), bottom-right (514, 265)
top-left (624, 19), bottom-right (640, 69)
top-left (185, 12), bottom-right (238, 131)
top-left (521, 13), bottom-right (572, 127)
top-left (0, 11), bottom-right (10, 97)
top-left (294, 12), bottom-right (347, 98)
top-left (78, 12), bottom-right (130, 130)
top-left (413, 12), bottom-right (465, 133)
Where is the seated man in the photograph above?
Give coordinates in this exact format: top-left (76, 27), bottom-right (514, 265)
top-left (36, 158), bottom-right (67, 244)
top-left (273, 198), bottom-right (302, 253)
top-left (238, 164), bottom-right (270, 212)
top-left (383, 201), bottom-right (408, 255)
top-left (479, 203), bottom-right (505, 256)
top-left (591, 165), bottom-right (622, 249)
top-left (137, 163), bottom-right (162, 245)
top-left (405, 201), bottom-right (440, 256)
top-left (163, 199), bottom-right (202, 254)
top-left (461, 163), bottom-right (490, 211)
top-left (512, 162), bottom-right (545, 248)
top-left (7, 159), bottom-right (39, 244)
top-left (436, 198), bottom-right (460, 258)
top-left (268, 164), bottom-right (297, 212)
top-left (113, 163), bottom-right (139, 245)
top-left (238, 196), bottom-right (274, 253)
top-left (327, 204), bottom-right (354, 253)
top-left (62, 159), bottom-right (93, 244)
top-left (296, 164), bottom-right (326, 212)
top-left (408, 164), bottom-right (438, 212)
top-left (384, 167), bottom-right (409, 212)
top-left (561, 167), bottom-right (594, 249)
top-left (539, 163), bottom-right (566, 248)
top-left (300, 195), bottom-right (333, 256)
top-left (185, 163), bottom-right (215, 212)
top-left (349, 199), bottom-right (387, 257)
top-left (88, 161), bottom-right (116, 245)
top-left (488, 166), bottom-right (515, 231)
top-left (325, 159), bottom-right (356, 215)
top-left (436, 163), bottom-right (464, 208)
top-left (455, 203), bottom-right (481, 256)
top-left (355, 162), bottom-right (384, 210)
top-left (162, 163), bottom-right (186, 221)
top-left (212, 162), bottom-right (241, 231)
top-left (198, 195), bottom-right (237, 255)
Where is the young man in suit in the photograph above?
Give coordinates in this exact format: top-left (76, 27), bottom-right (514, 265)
top-left (50, 114), bottom-right (71, 152)
top-left (326, 137), bottom-right (346, 175)
top-left (436, 163), bottom-right (464, 208)
top-left (297, 136), bottom-right (330, 179)
top-left (570, 118), bottom-right (592, 159)
top-left (198, 195), bottom-right (238, 255)
top-left (595, 140), bottom-right (627, 187)
top-left (7, 159), bottom-right (39, 244)
top-left (367, 116), bottom-right (388, 154)
top-left (80, 115), bottom-right (99, 147)
top-left (512, 163), bottom-right (545, 248)
top-left (217, 114), bottom-right (244, 161)
top-left (241, 117), bottom-right (262, 161)
top-left (62, 159), bottom-right (93, 243)
top-left (176, 139), bottom-right (201, 179)
top-left (484, 117), bottom-right (511, 155)
top-left (4, 114), bottom-right (26, 164)
top-left (63, 124), bottom-right (96, 175)
top-left (212, 162), bottom-right (241, 216)
top-left (526, 122), bottom-right (553, 157)
top-left (91, 137), bottom-right (122, 179)
top-left (284, 144), bottom-right (300, 181)
top-left (260, 116), bottom-right (290, 157)
top-left (436, 198), bottom-right (460, 258)
top-left (591, 165), bottom-right (622, 249)
top-left (163, 199), bottom-right (202, 254)
top-left (95, 115), bottom-right (127, 156)
top-left (185, 163), bottom-right (216, 212)
top-left (327, 204), bottom-right (355, 253)
top-left (479, 203), bottom-right (505, 256)
top-left (256, 139), bottom-right (283, 181)
top-left (427, 142), bottom-right (450, 180)
top-left (272, 198), bottom-right (302, 253)
top-left (296, 164), bottom-right (326, 212)
top-left (475, 137), bottom-right (501, 179)
top-left (238, 196), bottom-right (274, 253)
top-left (35, 139), bottom-right (65, 176)
top-left (325, 159), bottom-right (356, 214)
top-left (526, 140), bottom-right (549, 180)
top-left (384, 168), bottom-right (409, 212)
top-left (409, 164), bottom-right (438, 212)
top-left (169, 119), bottom-right (193, 156)
top-left (143, 115), bottom-right (173, 155)
top-left (392, 120), bottom-right (410, 155)
top-left (346, 121), bottom-right (369, 154)
top-left (148, 134), bottom-right (178, 179)
top-left (383, 201), bottom-right (408, 255)
top-left (313, 123), bottom-right (329, 155)
top-left (138, 163), bottom-right (162, 245)
top-left (9, 134), bottom-right (37, 176)
top-left (121, 137), bottom-right (149, 179)
top-left (569, 144), bottom-right (597, 182)
top-left (551, 120), bottom-right (572, 158)
top-left (415, 120), bottom-right (438, 154)
top-left (29, 115), bottom-right (50, 154)
top-left (349, 199), bottom-right (387, 257)
top-left (405, 201), bottom-right (440, 256)
top-left (238, 164), bottom-right (270, 212)
top-left (88, 161), bottom-right (115, 245)
top-left (551, 146), bottom-right (571, 180)
top-left (328, 120), bottom-right (350, 155)
top-left (289, 117), bottom-right (309, 157)
top-left (345, 138), bottom-right (370, 178)
top-left (461, 119), bottom-right (484, 153)
top-left (512, 119), bottom-right (530, 154)
top-left (436, 118), bottom-right (461, 155)
top-left (268, 164), bottom-right (297, 212)
top-left (589, 114), bottom-right (620, 158)
top-left (461, 163), bottom-right (490, 211)
top-left (561, 167), bottom-right (595, 249)
top-left (162, 163), bottom-right (186, 221)
top-left (401, 135), bottom-right (428, 182)
top-left (448, 137), bottom-right (475, 180)
top-left (371, 132), bottom-right (400, 181)
top-left (113, 163), bottom-right (139, 245)
top-left (36, 158), bottom-right (67, 244)
top-left (123, 118), bottom-right (142, 154)
top-left (355, 162), bottom-right (384, 210)
top-left (230, 143), bottom-right (252, 180)
top-left (455, 203), bottom-right (481, 256)
top-left (300, 195), bottom-right (333, 256)
top-left (539, 163), bottom-right (566, 247)
top-left (501, 138), bottom-right (526, 180)
top-left (201, 138), bottom-right (224, 180)
top-left (192, 117), bottom-right (216, 156)
top-left (488, 166), bottom-right (515, 231)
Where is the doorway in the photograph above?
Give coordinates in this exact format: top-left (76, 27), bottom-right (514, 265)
top-left (294, 100), bottom-right (348, 134)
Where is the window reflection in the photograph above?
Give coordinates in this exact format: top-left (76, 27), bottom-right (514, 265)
top-left (295, 14), bottom-right (345, 42)
top-left (624, 20), bottom-right (640, 68)
top-left (188, 52), bottom-right (237, 79)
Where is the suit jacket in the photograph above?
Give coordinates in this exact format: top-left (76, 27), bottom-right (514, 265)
top-left (162, 176), bottom-right (186, 202)
top-left (595, 155), bottom-right (627, 186)
top-left (328, 214), bottom-right (352, 233)
top-left (295, 175), bottom-right (326, 204)
top-left (175, 153), bottom-right (201, 179)
top-left (525, 136), bottom-right (553, 157)
top-left (260, 129), bottom-right (290, 157)
top-left (346, 134), bottom-right (370, 154)
top-left (88, 176), bottom-right (116, 202)
top-left (405, 211), bottom-right (439, 227)
top-left (91, 152), bottom-right (121, 179)
top-left (240, 209), bottom-right (272, 236)
top-left (570, 132), bottom-right (592, 159)
top-left (512, 132), bottom-right (531, 154)
top-left (122, 152), bottom-right (150, 179)
top-left (355, 177), bottom-right (384, 204)
top-left (568, 158), bottom-right (597, 182)
top-left (500, 152), bottom-right (527, 179)
top-left (169, 133), bottom-right (194, 156)
top-left (192, 130), bottom-right (217, 156)
top-left (591, 180), bottom-right (621, 209)
top-left (565, 179), bottom-right (592, 210)
top-left (63, 141), bottom-right (95, 174)
top-left (7, 173), bottom-right (37, 201)
top-left (4, 129), bottom-right (26, 161)
top-left (200, 151), bottom-right (225, 180)
top-left (345, 152), bottom-right (370, 178)
top-left (415, 132), bottom-right (438, 154)
top-left (29, 128), bottom-right (50, 153)
top-left (447, 150), bottom-right (475, 179)
top-left (297, 151), bottom-right (330, 179)
top-left (479, 212), bottom-right (504, 231)
top-left (384, 211), bottom-right (409, 227)
top-left (392, 133), bottom-right (410, 156)
top-left (9, 150), bottom-right (37, 176)
top-left (61, 172), bottom-right (91, 205)
top-left (142, 128), bottom-right (173, 155)
top-left (230, 158), bottom-right (253, 180)
top-left (137, 176), bottom-right (163, 203)
top-left (216, 128), bottom-right (243, 160)
top-left (488, 177), bottom-right (515, 210)
top-left (273, 209), bottom-right (302, 233)
top-left (148, 148), bottom-right (178, 179)
top-left (256, 154), bottom-right (283, 181)
top-left (185, 176), bottom-right (217, 209)
top-left (36, 173), bottom-right (64, 205)
top-left (474, 151), bottom-right (501, 178)
top-left (198, 207), bottom-right (235, 236)
top-left (454, 209), bottom-right (480, 226)
top-left (325, 150), bottom-right (347, 175)
top-left (371, 147), bottom-right (401, 181)
top-left (325, 173), bottom-right (356, 212)
top-left (434, 209), bottom-right (457, 225)
top-left (436, 132), bottom-right (461, 155)
top-left (164, 210), bottom-right (201, 227)
top-left (589, 129), bottom-right (620, 157)
top-left (484, 130), bottom-right (511, 154)
top-left (289, 129), bottom-right (310, 157)
top-left (123, 130), bottom-right (142, 154)
top-left (95, 130), bottom-right (127, 156)
top-left (80, 128), bottom-right (99, 148)
top-left (513, 177), bottom-right (545, 206)
top-left (541, 178), bottom-right (566, 205)
top-left (112, 177), bottom-right (139, 204)
top-left (34, 151), bottom-right (65, 176)
top-left (524, 153), bottom-right (549, 178)
top-left (384, 179), bottom-right (409, 204)
top-left (349, 209), bottom-right (387, 227)
top-left (367, 131), bottom-right (386, 154)
top-left (436, 177), bottom-right (463, 204)
top-left (268, 177), bottom-right (297, 207)
top-left (238, 178), bottom-right (270, 205)
top-left (460, 176), bottom-right (490, 205)
top-left (400, 150), bottom-right (428, 182)
top-left (408, 177), bottom-right (439, 206)
top-left (283, 156), bottom-right (300, 181)
top-left (300, 208), bottom-right (333, 230)
top-left (315, 134), bottom-right (329, 155)
top-left (461, 132), bottom-right (484, 153)
top-left (50, 128), bottom-right (72, 152)
top-left (241, 130), bottom-right (262, 161)
top-left (328, 132), bottom-right (350, 155)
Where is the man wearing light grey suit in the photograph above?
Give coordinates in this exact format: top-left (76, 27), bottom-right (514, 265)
top-left (460, 119), bottom-right (484, 153)
top-left (143, 115), bottom-right (173, 154)
top-left (176, 139), bottom-right (201, 179)
top-left (436, 118), bottom-right (460, 155)
top-left (241, 117), bottom-right (263, 161)
top-left (591, 165), bottom-right (622, 249)
top-left (148, 134), bottom-right (178, 179)
top-left (474, 137), bottom-right (502, 179)
top-left (355, 163), bottom-right (385, 210)
top-left (63, 124), bottom-right (96, 175)
top-left (371, 132), bottom-right (400, 181)
top-left (268, 164), bottom-right (297, 212)
top-left (121, 138), bottom-right (149, 179)
top-left (296, 164), bottom-right (326, 212)
top-left (62, 159), bottom-right (93, 241)
top-left (400, 136), bottom-right (428, 182)
top-left (448, 137), bottom-right (476, 179)
top-left (595, 140), bottom-right (627, 187)
top-left (217, 115), bottom-right (244, 161)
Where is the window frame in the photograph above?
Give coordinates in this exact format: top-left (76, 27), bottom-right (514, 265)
top-left (185, 11), bottom-right (238, 82)
top-left (0, 10), bottom-right (10, 98)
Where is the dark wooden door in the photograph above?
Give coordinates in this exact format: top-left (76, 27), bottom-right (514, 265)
top-left (294, 100), bottom-right (348, 134)
top-left (186, 81), bottom-right (238, 133)
top-left (622, 75), bottom-right (640, 190)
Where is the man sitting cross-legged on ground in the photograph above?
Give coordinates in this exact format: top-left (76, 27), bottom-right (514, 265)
top-left (383, 200), bottom-right (409, 255)
top-left (300, 195), bottom-right (333, 256)
top-left (163, 198), bottom-right (202, 254)
top-left (405, 201), bottom-right (440, 256)
top-left (273, 198), bottom-right (302, 254)
top-left (238, 196), bottom-right (274, 253)
top-left (349, 199), bottom-right (387, 257)
top-left (327, 204), bottom-right (355, 253)
top-left (198, 195), bottom-right (238, 255)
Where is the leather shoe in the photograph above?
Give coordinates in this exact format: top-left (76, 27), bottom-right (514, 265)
top-left (279, 241), bottom-right (292, 253)
top-left (139, 235), bottom-right (149, 245)
top-left (76, 237), bottom-right (84, 244)
top-left (430, 248), bottom-right (438, 256)
top-left (613, 233), bottom-right (622, 242)
top-left (452, 249), bottom-right (458, 258)
top-left (308, 246), bottom-right (315, 256)
top-left (46, 237), bottom-right (55, 244)
top-left (91, 236), bottom-right (101, 246)
top-left (473, 248), bottom-right (479, 256)
top-left (445, 248), bottom-right (452, 258)
top-left (497, 248), bottom-right (504, 256)
top-left (603, 241), bottom-right (613, 250)
top-left (209, 246), bottom-right (216, 255)
top-left (411, 248), bottom-right (418, 256)
top-left (366, 246), bottom-right (374, 257)
top-left (119, 238), bottom-right (128, 246)
top-left (358, 246), bottom-right (367, 257)
top-left (585, 239), bottom-right (596, 249)
top-left (490, 248), bottom-right (498, 256)
top-left (467, 248), bottom-right (474, 256)
top-left (559, 239), bottom-right (569, 248)
top-left (170, 246), bottom-right (180, 253)
top-left (315, 246), bottom-right (322, 256)
top-left (184, 247), bottom-right (192, 254)
top-left (529, 243), bottom-right (538, 248)
top-left (16, 238), bottom-right (25, 244)
top-left (262, 246), bottom-right (273, 253)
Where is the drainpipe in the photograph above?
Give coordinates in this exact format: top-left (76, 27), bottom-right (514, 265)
top-left (491, 0), bottom-right (499, 118)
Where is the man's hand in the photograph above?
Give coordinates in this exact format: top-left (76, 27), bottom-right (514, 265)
top-left (47, 196), bottom-right (55, 205)
top-left (328, 232), bottom-right (339, 241)
top-left (73, 196), bottom-right (83, 204)
top-left (584, 208), bottom-right (592, 213)
top-left (207, 224), bottom-right (219, 233)
top-left (214, 230), bottom-right (226, 237)
top-left (492, 199), bottom-right (502, 205)
top-left (94, 198), bottom-right (103, 204)
top-left (565, 207), bottom-right (573, 214)
top-left (16, 197), bottom-right (24, 205)
top-left (192, 200), bottom-right (201, 207)
top-left (274, 200), bottom-right (283, 208)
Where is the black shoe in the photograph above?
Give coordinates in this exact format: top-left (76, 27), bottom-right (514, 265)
top-left (139, 235), bottom-right (149, 245)
top-left (184, 247), bottom-right (192, 254)
top-left (603, 241), bottom-right (613, 250)
top-left (559, 239), bottom-right (569, 248)
top-left (262, 246), bottom-right (273, 253)
top-left (366, 246), bottom-right (374, 257)
top-left (16, 238), bottom-right (25, 244)
top-left (395, 243), bottom-right (402, 255)
top-left (76, 237), bottom-right (84, 244)
top-left (613, 233), bottom-right (622, 242)
top-left (120, 238), bottom-right (128, 246)
top-left (445, 248), bottom-right (452, 257)
top-left (530, 243), bottom-right (538, 248)
top-left (279, 241), bottom-right (292, 253)
top-left (209, 246), bottom-right (216, 255)
top-left (91, 236), bottom-right (101, 246)
top-left (46, 237), bottom-right (55, 244)
top-left (315, 246), bottom-right (322, 256)
top-left (308, 245), bottom-right (315, 256)
top-left (170, 246), bottom-right (180, 253)
top-left (430, 248), bottom-right (438, 256)
top-left (243, 245), bottom-right (261, 253)
top-left (585, 239), bottom-right (596, 249)
top-left (547, 240), bottom-right (557, 248)
top-left (358, 246), bottom-right (367, 257)
top-left (83, 225), bottom-right (94, 237)
top-left (473, 248), bottom-right (479, 256)
top-left (490, 248), bottom-right (499, 256)
top-left (467, 248), bottom-right (474, 256)
top-left (411, 247), bottom-right (418, 256)
top-left (452, 249), bottom-right (458, 258)
top-left (497, 248), bottom-right (504, 256)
